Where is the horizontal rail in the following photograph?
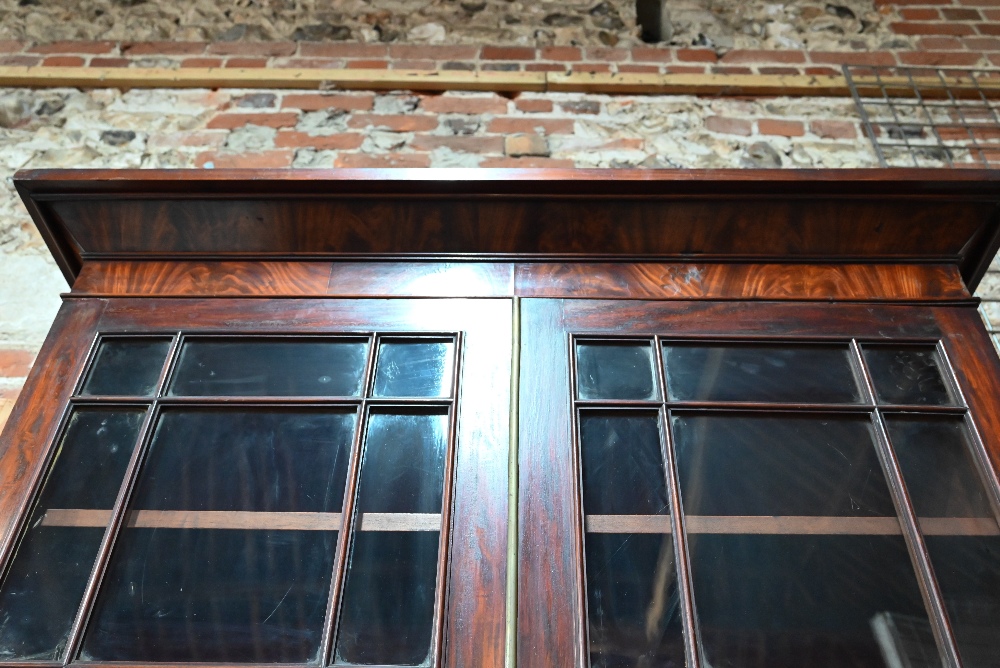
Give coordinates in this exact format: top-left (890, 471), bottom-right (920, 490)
top-left (585, 514), bottom-right (1000, 536)
top-left (41, 509), bottom-right (441, 531)
top-left (1, 66), bottom-right (997, 98)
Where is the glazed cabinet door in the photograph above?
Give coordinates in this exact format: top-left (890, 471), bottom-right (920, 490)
top-left (0, 297), bottom-right (512, 668)
top-left (517, 299), bottom-right (1000, 668)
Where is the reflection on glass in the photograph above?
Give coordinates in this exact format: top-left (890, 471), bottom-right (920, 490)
top-left (887, 417), bottom-right (995, 518)
top-left (81, 409), bottom-right (355, 662)
top-left (580, 413), bottom-right (667, 516)
top-left (168, 338), bottom-right (368, 397)
top-left (335, 532), bottom-right (440, 666)
top-left (863, 346), bottom-right (956, 406)
top-left (888, 416), bottom-right (1000, 666)
top-left (335, 412), bottom-right (448, 666)
top-left (0, 409), bottom-right (144, 661)
top-left (586, 534), bottom-right (685, 668)
top-left (925, 537), bottom-right (1000, 668)
top-left (81, 338), bottom-right (170, 396)
top-left (577, 342), bottom-right (658, 401)
top-left (674, 413), bottom-right (937, 667)
top-left (663, 343), bottom-right (862, 404)
top-left (673, 414), bottom-right (895, 517)
top-left (373, 340), bottom-right (454, 398)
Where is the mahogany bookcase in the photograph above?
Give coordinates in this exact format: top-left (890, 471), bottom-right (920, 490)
top-left (2, 168), bottom-right (999, 668)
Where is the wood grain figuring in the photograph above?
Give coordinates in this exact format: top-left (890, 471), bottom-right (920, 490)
top-left (0, 300), bottom-right (104, 563)
top-left (40, 509), bottom-right (442, 531)
top-left (515, 263), bottom-right (970, 301)
top-left (584, 515), bottom-right (1000, 535)
top-left (328, 262), bottom-right (514, 297)
top-left (72, 261), bottom-right (333, 296)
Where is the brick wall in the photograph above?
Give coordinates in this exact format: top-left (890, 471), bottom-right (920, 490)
top-left (3, 0), bottom-right (1000, 407)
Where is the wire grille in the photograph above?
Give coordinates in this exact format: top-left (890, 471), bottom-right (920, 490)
top-left (844, 65), bottom-right (1000, 168)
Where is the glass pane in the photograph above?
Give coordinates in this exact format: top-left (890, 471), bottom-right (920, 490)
top-left (925, 536), bottom-right (1000, 668)
top-left (0, 408), bottom-right (144, 661)
top-left (863, 345), bottom-right (956, 406)
top-left (586, 533), bottom-right (685, 668)
top-left (82, 408), bottom-right (355, 662)
top-left (168, 338), bottom-right (368, 397)
top-left (580, 413), bottom-right (668, 516)
top-left (673, 414), bottom-right (895, 517)
top-left (577, 342), bottom-right (658, 401)
top-left (335, 412), bottom-right (448, 665)
top-left (887, 416), bottom-right (1000, 666)
top-left (663, 343), bottom-right (863, 404)
top-left (674, 414), bottom-right (937, 667)
top-left (335, 531), bottom-right (439, 666)
top-left (887, 417), bottom-right (995, 518)
top-left (372, 340), bottom-right (454, 398)
top-left (81, 338), bottom-right (170, 396)
top-left (354, 412), bottom-right (449, 514)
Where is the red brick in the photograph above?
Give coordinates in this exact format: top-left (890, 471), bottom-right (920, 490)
top-left (918, 36), bottom-right (965, 49)
top-left (960, 0), bottom-right (1000, 5)
top-left (481, 46), bottom-right (536, 60)
top-left (29, 41), bottom-right (115, 54)
top-left (206, 112), bottom-right (299, 129)
top-left (335, 153), bottom-right (431, 168)
top-left (0, 350), bottom-right (34, 377)
top-left (487, 117), bottom-right (575, 134)
top-left (809, 51), bottom-right (898, 66)
top-left (274, 58), bottom-right (345, 68)
top-left (618, 64), bottom-right (661, 73)
top-left (197, 150), bottom-right (294, 169)
top-left (389, 60), bottom-right (436, 70)
top-left (712, 65), bottom-right (753, 74)
top-left (122, 41), bottom-right (206, 56)
top-left (881, 0), bottom-right (952, 4)
top-left (281, 93), bottom-right (374, 111)
top-left (300, 42), bottom-right (388, 58)
top-left (388, 45), bottom-right (478, 60)
top-left (420, 94), bottom-right (508, 114)
top-left (89, 57), bottom-right (130, 67)
top-left (943, 7), bottom-right (983, 19)
top-left (224, 58), bottom-right (268, 68)
top-left (42, 56), bottom-right (85, 66)
top-left (631, 46), bottom-right (673, 62)
top-left (515, 98), bottom-right (554, 113)
top-left (573, 63), bottom-right (612, 72)
top-left (758, 119), bottom-right (805, 137)
top-left (805, 66), bottom-right (840, 75)
top-left (540, 46), bottom-right (582, 61)
top-left (676, 48), bottom-right (718, 62)
top-left (0, 55), bottom-right (41, 66)
top-left (810, 120), bottom-right (857, 139)
top-left (347, 114), bottom-right (438, 132)
top-left (409, 135), bottom-right (506, 153)
top-left (964, 36), bottom-right (1000, 49)
top-left (207, 41), bottom-right (296, 56)
top-left (705, 116), bottom-right (752, 136)
top-left (666, 65), bottom-right (709, 73)
top-left (0, 40), bottom-right (27, 54)
top-left (480, 157), bottom-right (574, 168)
top-left (274, 131), bottom-right (365, 150)
top-left (526, 63), bottom-right (566, 72)
top-left (181, 57), bottom-right (223, 68)
top-left (346, 60), bottom-right (389, 69)
top-left (977, 23), bottom-right (1000, 34)
top-left (899, 51), bottom-right (984, 65)
top-left (584, 47), bottom-right (628, 61)
top-left (985, 8), bottom-right (1000, 18)
top-left (900, 8), bottom-right (941, 19)
top-left (721, 49), bottom-right (806, 64)
top-left (891, 22), bottom-right (976, 35)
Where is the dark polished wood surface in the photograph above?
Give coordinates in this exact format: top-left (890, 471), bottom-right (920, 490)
top-left (15, 169), bottom-right (1000, 291)
top-left (71, 261), bottom-right (971, 302)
